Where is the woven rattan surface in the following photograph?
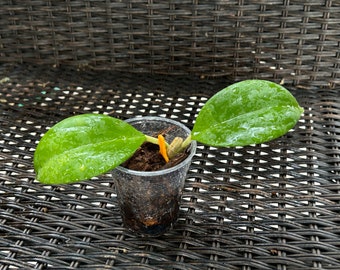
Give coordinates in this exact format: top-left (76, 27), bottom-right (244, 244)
top-left (0, 64), bottom-right (339, 269)
top-left (1, 1), bottom-right (339, 88)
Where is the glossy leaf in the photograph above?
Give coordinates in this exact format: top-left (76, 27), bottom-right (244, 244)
top-left (192, 80), bottom-right (303, 147)
top-left (34, 114), bottom-right (146, 184)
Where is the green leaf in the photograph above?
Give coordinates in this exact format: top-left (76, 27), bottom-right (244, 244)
top-left (34, 114), bottom-right (146, 184)
top-left (192, 80), bottom-right (304, 147)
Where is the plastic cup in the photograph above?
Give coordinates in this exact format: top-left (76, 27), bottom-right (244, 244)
top-left (112, 116), bottom-right (196, 237)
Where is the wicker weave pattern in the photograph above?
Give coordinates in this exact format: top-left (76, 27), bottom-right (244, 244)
top-left (0, 65), bottom-right (339, 269)
top-left (0, 1), bottom-right (339, 87)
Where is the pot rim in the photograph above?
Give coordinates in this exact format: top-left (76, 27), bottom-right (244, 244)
top-left (114, 116), bottom-right (197, 176)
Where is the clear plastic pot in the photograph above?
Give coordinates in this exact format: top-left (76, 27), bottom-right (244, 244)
top-left (112, 116), bottom-right (196, 237)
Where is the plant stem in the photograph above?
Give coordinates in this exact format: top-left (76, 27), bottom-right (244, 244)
top-left (145, 135), bottom-right (170, 147)
top-left (145, 134), bottom-right (192, 159)
top-left (181, 134), bottom-right (192, 151)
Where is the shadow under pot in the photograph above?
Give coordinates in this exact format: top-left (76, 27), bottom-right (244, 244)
top-left (112, 116), bottom-right (196, 237)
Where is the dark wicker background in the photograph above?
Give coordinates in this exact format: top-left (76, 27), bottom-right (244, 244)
top-left (1, 63), bottom-right (339, 269)
top-left (0, 1), bottom-right (339, 87)
top-left (0, 1), bottom-right (340, 269)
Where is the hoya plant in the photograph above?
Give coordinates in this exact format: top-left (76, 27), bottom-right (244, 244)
top-left (34, 80), bottom-right (303, 185)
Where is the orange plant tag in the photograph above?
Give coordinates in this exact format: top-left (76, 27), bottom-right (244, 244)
top-left (158, 134), bottom-right (169, 163)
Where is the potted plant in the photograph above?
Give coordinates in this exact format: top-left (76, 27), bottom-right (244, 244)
top-left (34, 80), bottom-right (303, 237)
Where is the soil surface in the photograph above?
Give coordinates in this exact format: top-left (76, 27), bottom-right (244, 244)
top-left (122, 141), bottom-right (189, 171)
top-left (122, 127), bottom-right (190, 171)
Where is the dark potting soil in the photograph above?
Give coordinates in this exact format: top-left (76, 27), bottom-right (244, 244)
top-left (120, 187), bottom-right (181, 237)
top-left (122, 126), bottom-right (190, 171)
top-left (122, 141), bottom-right (189, 171)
